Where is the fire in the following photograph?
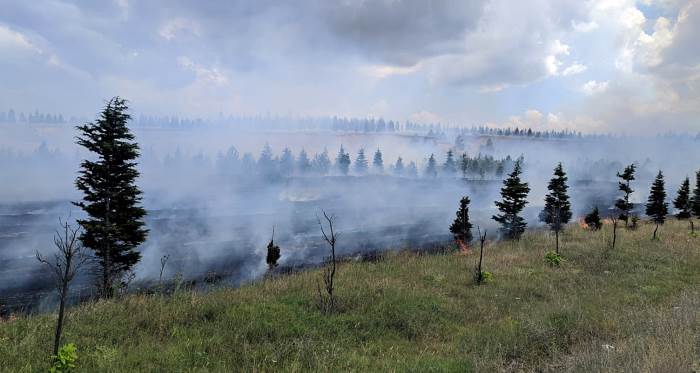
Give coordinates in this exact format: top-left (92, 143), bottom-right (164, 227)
top-left (456, 240), bottom-right (471, 255)
top-left (578, 218), bottom-right (588, 229)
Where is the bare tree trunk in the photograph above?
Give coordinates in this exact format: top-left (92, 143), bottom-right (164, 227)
top-left (317, 211), bottom-right (338, 313)
top-left (476, 227), bottom-right (487, 285)
top-left (54, 272), bottom-right (69, 356)
top-left (690, 220), bottom-right (695, 234)
top-left (611, 216), bottom-right (618, 249)
top-left (555, 229), bottom-right (559, 255)
top-left (653, 223), bottom-right (659, 240)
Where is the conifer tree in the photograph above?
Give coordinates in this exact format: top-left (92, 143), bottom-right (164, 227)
top-left (673, 177), bottom-right (692, 219)
top-left (645, 170), bottom-right (668, 240)
top-left (406, 161), bottom-right (418, 178)
top-left (584, 207), bottom-right (602, 230)
top-left (615, 164), bottom-right (636, 227)
top-left (279, 147), bottom-right (294, 178)
top-left (258, 143), bottom-right (277, 179)
top-left (74, 97), bottom-right (148, 297)
top-left (355, 148), bottom-right (368, 175)
top-left (449, 196), bottom-right (473, 247)
top-left (297, 149), bottom-right (311, 175)
top-left (492, 161), bottom-right (530, 239)
top-left (393, 157), bottom-right (404, 176)
top-left (443, 150), bottom-right (457, 176)
top-left (425, 154), bottom-right (438, 178)
top-left (692, 170), bottom-right (700, 234)
top-left (539, 163), bottom-right (572, 254)
top-left (335, 146), bottom-right (350, 175)
top-left (372, 148), bottom-right (384, 174)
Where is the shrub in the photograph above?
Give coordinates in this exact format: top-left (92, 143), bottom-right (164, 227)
top-left (50, 343), bottom-right (78, 373)
top-left (544, 251), bottom-right (563, 266)
top-left (473, 268), bottom-right (493, 284)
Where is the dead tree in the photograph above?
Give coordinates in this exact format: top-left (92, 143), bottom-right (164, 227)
top-left (35, 220), bottom-right (88, 357)
top-left (316, 210), bottom-right (338, 313)
top-left (266, 226), bottom-right (281, 271)
top-left (475, 226), bottom-right (487, 285)
top-left (159, 254), bottom-right (170, 292)
top-left (610, 215), bottom-right (619, 249)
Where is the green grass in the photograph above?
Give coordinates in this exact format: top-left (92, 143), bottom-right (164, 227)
top-left (2, 220), bottom-right (700, 372)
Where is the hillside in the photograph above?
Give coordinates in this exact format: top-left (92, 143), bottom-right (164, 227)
top-left (1, 220), bottom-right (699, 372)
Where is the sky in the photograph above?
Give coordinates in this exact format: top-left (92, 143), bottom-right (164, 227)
top-left (0, 0), bottom-right (698, 133)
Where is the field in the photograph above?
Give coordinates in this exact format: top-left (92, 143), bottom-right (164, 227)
top-left (1, 219), bottom-right (699, 372)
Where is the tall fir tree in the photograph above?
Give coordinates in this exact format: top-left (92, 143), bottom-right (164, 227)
top-left (335, 146), bottom-right (350, 175)
top-left (493, 161), bottom-right (530, 239)
top-left (584, 206), bottom-right (603, 230)
top-left (74, 97), bottom-right (148, 297)
top-left (673, 177), bottom-right (692, 219)
top-left (406, 161), bottom-right (418, 178)
top-left (279, 147), bottom-right (294, 178)
top-left (645, 170), bottom-right (668, 240)
top-left (393, 157), bottom-right (404, 176)
top-left (443, 150), bottom-right (457, 176)
top-left (372, 148), bottom-right (384, 174)
top-left (539, 163), bottom-right (572, 254)
top-left (425, 154), bottom-right (438, 178)
top-left (691, 170), bottom-right (700, 234)
top-left (615, 164), bottom-right (636, 227)
top-left (355, 148), bottom-right (368, 175)
top-left (297, 148), bottom-right (311, 175)
top-left (449, 196), bottom-right (473, 247)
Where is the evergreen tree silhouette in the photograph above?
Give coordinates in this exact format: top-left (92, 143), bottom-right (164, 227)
top-left (645, 170), bottom-right (668, 240)
top-left (493, 161), bottom-right (530, 239)
top-left (539, 163), bottom-right (572, 254)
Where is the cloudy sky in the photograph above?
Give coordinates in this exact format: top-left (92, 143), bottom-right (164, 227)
top-left (0, 0), bottom-right (698, 133)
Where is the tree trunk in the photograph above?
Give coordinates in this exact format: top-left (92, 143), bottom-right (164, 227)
top-left (54, 251), bottom-right (72, 356)
top-left (653, 223), bottom-right (659, 240)
top-left (612, 221), bottom-right (617, 249)
top-left (555, 229), bottom-right (560, 255)
top-left (691, 220), bottom-right (695, 234)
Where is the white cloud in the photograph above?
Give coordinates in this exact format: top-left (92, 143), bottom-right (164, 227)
top-left (546, 40), bottom-right (571, 76)
top-left (0, 24), bottom-right (41, 54)
top-left (562, 63), bottom-right (588, 76)
top-left (581, 80), bottom-right (609, 95)
top-left (177, 56), bottom-right (229, 85)
top-left (572, 20), bottom-right (599, 32)
top-left (409, 110), bottom-right (445, 125)
top-left (360, 64), bottom-right (421, 79)
top-left (159, 18), bottom-right (201, 40)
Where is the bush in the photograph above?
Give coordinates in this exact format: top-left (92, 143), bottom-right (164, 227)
top-left (50, 343), bottom-right (78, 373)
top-left (473, 268), bottom-right (493, 284)
top-left (544, 251), bottom-right (563, 266)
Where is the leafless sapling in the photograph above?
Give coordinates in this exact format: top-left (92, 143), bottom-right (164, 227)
top-left (159, 254), bottom-right (170, 292)
top-left (35, 219), bottom-right (88, 357)
top-left (266, 226), bottom-right (281, 271)
top-left (316, 210), bottom-right (338, 313)
top-left (609, 215), bottom-right (619, 249)
top-left (475, 226), bottom-right (487, 285)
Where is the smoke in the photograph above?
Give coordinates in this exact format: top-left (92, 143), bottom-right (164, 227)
top-left (1, 120), bottom-right (699, 312)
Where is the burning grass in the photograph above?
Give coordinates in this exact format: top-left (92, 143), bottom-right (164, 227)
top-left (1, 219), bottom-right (699, 371)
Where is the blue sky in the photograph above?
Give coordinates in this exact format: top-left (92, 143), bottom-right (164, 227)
top-left (0, 0), bottom-right (698, 133)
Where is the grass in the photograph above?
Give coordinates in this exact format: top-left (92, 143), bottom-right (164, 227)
top-left (1, 219), bottom-right (699, 372)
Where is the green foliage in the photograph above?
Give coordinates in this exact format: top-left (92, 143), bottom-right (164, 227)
top-left (473, 270), bottom-right (493, 284)
top-left (74, 97), bottom-right (148, 296)
top-left (540, 163), bottom-right (572, 231)
top-left (692, 170), bottom-right (700, 218)
top-left (372, 148), bottom-right (384, 173)
top-left (493, 161), bottom-right (530, 239)
top-left (584, 207), bottom-right (603, 230)
top-left (425, 153), bottom-right (438, 178)
top-left (354, 148), bottom-right (368, 174)
top-left (615, 163), bottom-right (636, 225)
top-left (49, 343), bottom-right (78, 373)
top-left (449, 196), bottom-right (473, 245)
top-left (645, 171), bottom-right (668, 225)
top-left (544, 251), bottom-right (563, 266)
top-left (673, 177), bottom-right (692, 219)
top-left (335, 146), bottom-right (351, 175)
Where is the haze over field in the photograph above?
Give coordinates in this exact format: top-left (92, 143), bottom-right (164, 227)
top-left (1, 0), bottom-right (699, 313)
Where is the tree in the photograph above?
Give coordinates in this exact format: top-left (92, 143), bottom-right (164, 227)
top-left (335, 146), bottom-right (351, 175)
top-left (584, 207), bottom-right (603, 230)
top-left (279, 147), bottom-right (294, 178)
top-left (449, 196), bottom-right (473, 249)
top-left (425, 154), bottom-right (438, 178)
top-left (258, 143), bottom-right (277, 179)
top-left (372, 148), bottom-right (384, 174)
top-left (314, 148), bottom-right (332, 175)
top-left (266, 227), bottom-right (280, 271)
top-left (406, 161), bottom-right (418, 178)
top-left (317, 210), bottom-right (338, 314)
top-left (74, 97), bottom-right (148, 297)
top-left (36, 220), bottom-right (88, 357)
top-left (393, 157), bottom-right (404, 176)
top-left (539, 163), bottom-right (572, 254)
top-left (673, 177), bottom-right (692, 220)
top-left (645, 170), bottom-right (668, 240)
top-left (692, 170), bottom-right (700, 234)
top-left (443, 150), bottom-right (457, 176)
top-left (297, 148), bottom-right (311, 175)
top-left (474, 227), bottom-right (487, 285)
top-left (355, 148), bottom-right (368, 175)
top-left (492, 161), bottom-right (530, 240)
top-left (615, 164), bottom-right (636, 227)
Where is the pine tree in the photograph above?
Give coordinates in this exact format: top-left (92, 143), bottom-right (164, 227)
top-left (355, 148), bottom-right (368, 175)
top-left (406, 161), bottom-right (418, 178)
top-left (297, 149), bottom-right (311, 175)
top-left (443, 150), bottom-right (457, 176)
top-left (425, 154), bottom-right (438, 178)
top-left (692, 170), bottom-right (700, 234)
top-left (258, 143), bottom-right (277, 179)
top-left (673, 177), bottom-right (691, 219)
top-left (279, 147), bottom-right (294, 178)
top-left (372, 148), bottom-right (384, 174)
top-left (449, 196), bottom-right (473, 247)
top-left (74, 97), bottom-right (148, 297)
top-left (615, 164), bottom-right (636, 227)
top-left (584, 207), bottom-right (603, 230)
top-left (645, 170), bottom-right (668, 240)
top-left (335, 146), bottom-right (350, 175)
top-left (539, 163), bottom-right (572, 254)
top-left (492, 161), bottom-right (530, 240)
top-left (393, 157), bottom-right (404, 176)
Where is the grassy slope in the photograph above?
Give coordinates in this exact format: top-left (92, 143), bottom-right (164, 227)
top-left (1, 220), bottom-right (700, 372)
